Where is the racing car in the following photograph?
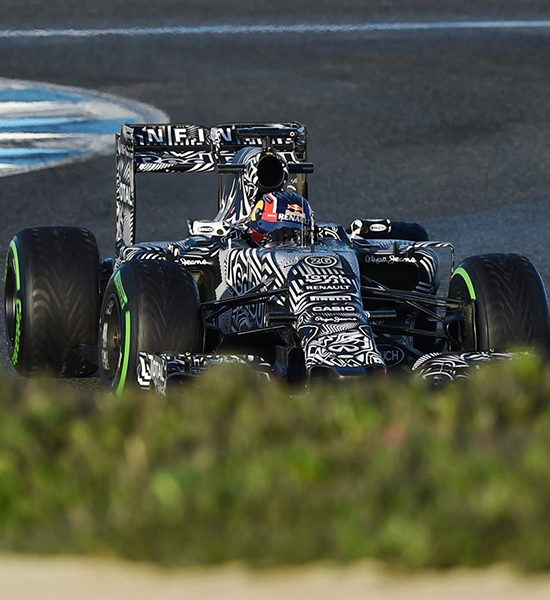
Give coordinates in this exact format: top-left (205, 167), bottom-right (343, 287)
top-left (4, 122), bottom-right (550, 392)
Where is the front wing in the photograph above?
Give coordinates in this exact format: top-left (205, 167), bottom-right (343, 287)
top-left (138, 350), bottom-right (517, 394)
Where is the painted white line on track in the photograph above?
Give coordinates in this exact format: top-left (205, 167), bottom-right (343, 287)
top-left (1, 20), bottom-right (550, 39)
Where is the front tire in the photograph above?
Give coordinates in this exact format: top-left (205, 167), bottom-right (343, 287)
top-left (448, 253), bottom-right (550, 354)
top-left (4, 227), bottom-right (100, 376)
top-left (99, 260), bottom-right (204, 393)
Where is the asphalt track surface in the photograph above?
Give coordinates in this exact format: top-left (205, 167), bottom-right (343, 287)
top-left (2, 0), bottom-right (550, 377)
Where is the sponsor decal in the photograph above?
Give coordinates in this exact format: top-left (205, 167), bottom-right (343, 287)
top-left (304, 284), bottom-right (353, 291)
top-left (364, 256), bottom-right (389, 264)
top-left (283, 203), bottom-right (305, 220)
top-left (137, 125), bottom-right (207, 146)
top-left (312, 305), bottom-right (356, 313)
top-left (118, 182), bottom-right (133, 204)
top-left (114, 271), bottom-right (128, 308)
top-left (313, 315), bottom-right (356, 323)
top-left (150, 355), bottom-right (167, 387)
top-left (311, 295), bottom-right (352, 302)
top-left (351, 219), bottom-right (391, 237)
top-left (378, 344), bottom-right (405, 367)
top-left (278, 212), bottom-right (304, 223)
top-left (190, 221), bottom-right (228, 236)
top-left (304, 274), bottom-right (351, 284)
top-left (215, 126), bottom-right (294, 147)
top-left (303, 255), bottom-right (339, 268)
top-left (180, 258), bottom-right (209, 266)
top-left (364, 255), bottom-right (417, 264)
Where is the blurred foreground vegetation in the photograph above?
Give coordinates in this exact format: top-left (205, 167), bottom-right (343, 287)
top-left (1, 357), bottom-right (550, 569)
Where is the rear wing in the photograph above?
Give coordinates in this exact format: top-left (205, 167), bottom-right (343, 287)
top-left (115, 122), bottom-right (308, 253)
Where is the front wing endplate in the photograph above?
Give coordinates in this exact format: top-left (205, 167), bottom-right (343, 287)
top-left (137, 352), bottom-right (272, 394)
top-left (412, 351), bottom-right (516, 384)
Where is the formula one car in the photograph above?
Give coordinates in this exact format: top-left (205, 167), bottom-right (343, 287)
top-left (4, 122), bottom-right (550, 392)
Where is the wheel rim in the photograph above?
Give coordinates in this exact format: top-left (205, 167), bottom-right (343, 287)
top-left (100, 294), bottom-right (122, 381)
top-left (448, 285), bottom-right (475, 352)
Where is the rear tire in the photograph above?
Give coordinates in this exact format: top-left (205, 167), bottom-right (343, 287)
top-left (389, 221), bottom-right (429, 242)
top-left (4, 227), bottom-right (100, 376)
top-left (448, 253), bottom-right (550, 354)
top-left (99, 260), bottom-right (204, 393)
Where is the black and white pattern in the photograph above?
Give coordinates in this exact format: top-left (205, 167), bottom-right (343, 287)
top-left (211, 122), bottom-right (307, 162)
top-left (218, 148), bottom-right (266, 223)
top-left (303, 326), bottom-right (385, 370)
top-left (216, 246), bottom-right (293, 331)
top-left (107, 120), bottom-right (530, 386)
top-left (412, 352), bottom-right (514, 383)
top-left (316, 222), bottom-right (349, 242)
top-left (119, 240), bottom-right (221, 271)
top-left (115, 133), bottom-right (136, 252)
top-left (115, 122), bottom-right (311, 253)
top-left (287, 256), bottom-right (385, 373)
top-left (136, 150), bottom-right (216, 173)
top-left (131, 124), bottom-right (212, 148)
top-left (138, 352), bottom-right (272, 393)
top-left (354, 238), bottom-right (441, 294)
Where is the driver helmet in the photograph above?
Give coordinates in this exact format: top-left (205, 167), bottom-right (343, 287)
top-left (248, 191), bottom-right (313, 245)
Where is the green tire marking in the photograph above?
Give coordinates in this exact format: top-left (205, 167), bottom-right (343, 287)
top-left (116, 310), bottom-right (132, 395)
top-left (452, 267), bottom-right (477, 300)
top-left (8, 239), bottom-right (22, 366)
top-left (9, 239), bottom-right (21, 290)
top-left (12, 298), bottom-right (22, 365)
top-left (114, 270), bottom-right (128, 308)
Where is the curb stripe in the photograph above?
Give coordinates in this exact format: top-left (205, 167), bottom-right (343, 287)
top-left (0, 77), bottom-right (168, 177)
top-left (0, 117), bottom-right (76, 128)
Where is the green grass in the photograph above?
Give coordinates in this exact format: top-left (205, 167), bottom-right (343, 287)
top-left (1, 356), bottom-right (550, 569)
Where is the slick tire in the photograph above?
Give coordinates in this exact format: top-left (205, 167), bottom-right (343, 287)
top-left (371, 221), bottom-right (429, 242)
top-left (99, 260), bottom-right (204, 393)
top-left (4, 227), bottom-right (100, 376)
top-left (448, 253), bottom-right (550, 354)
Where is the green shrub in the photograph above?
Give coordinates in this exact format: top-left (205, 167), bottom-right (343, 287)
top-left (1, 356), bottom-right (550, 569)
